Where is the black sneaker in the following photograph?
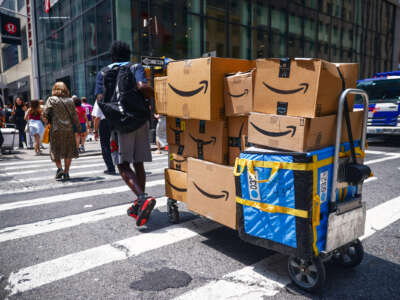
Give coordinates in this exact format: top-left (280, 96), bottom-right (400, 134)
top-left (136, 194), bottom-right (156, 226)
top-left (127, 200), bottom-right (139, 219)
top-left (55, 168), bottom-right (64, 180)
top-left (63, 173), bottom-right (70, 181)
top-left (104, 169), bottom-right (116, 175)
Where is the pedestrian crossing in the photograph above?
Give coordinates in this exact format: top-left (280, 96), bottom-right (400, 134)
top-left (0, 149), bottom-right (399, 299)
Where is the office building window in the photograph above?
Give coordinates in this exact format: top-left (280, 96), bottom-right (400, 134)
top-left (17, 0), bottom-right (25, 11)
top-left (21, 26), bottom-right (28, 60)
top-left (2, 45), bottom-right (19, 71)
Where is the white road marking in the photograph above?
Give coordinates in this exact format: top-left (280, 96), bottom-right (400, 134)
top-left (5, 218), bottom-right (221, 296)
top-left (0, 152), bottom-right (166, 167)
top-left (365, 155), bottom-right (400, 165)
top-left (174, 195), bottom-right (400, 299)
top-left (0, 156), bottom-right (167, 176)
top-left (0, 156), bottom-right (103, 169)
top-left (175, 254), bottom-right (288, 300)
top-left (0, 179), bottom-right (164, 212)
top-left (3, 166), bottom-right (166, 185)
top-left (0, 197), bottom-right (168, 243)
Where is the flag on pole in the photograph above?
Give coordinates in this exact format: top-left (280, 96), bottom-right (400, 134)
top-left (44, 0), bottom-right (50, 13)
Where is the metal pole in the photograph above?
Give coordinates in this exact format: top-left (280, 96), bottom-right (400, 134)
top-left (330, 88), bottom-right (369, 207)
top-left (30, 0), bottom-right (40, 99)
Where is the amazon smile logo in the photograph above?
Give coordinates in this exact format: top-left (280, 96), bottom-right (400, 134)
top-left (228, 89), bottom-right (248, 98)
top-left (250, 122), bottom-right (296, 137)
top-left (168, 80), bottom-right (208, 97)
top-left (193, 182), bottom-right (229, 201)
top-left (262, 82), bottom-right (309, 94)
top-left (171, 157), bottom-right (187, 164)
top-left (166, 179), bottom-right (187, 193)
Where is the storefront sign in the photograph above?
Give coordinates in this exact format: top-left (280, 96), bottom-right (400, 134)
top-left (141, 56), bottom-right (164, 67)
top-left (0, 12), bottom-right (21, 45)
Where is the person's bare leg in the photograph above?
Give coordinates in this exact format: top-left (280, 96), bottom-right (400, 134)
top-left (64, 158), bottom-right (72, 174)
top-left (118, 162), bottom-right (144, 197)
top-left (34, 134), bottom-right (40, 153)
top-left (82, 132), bottom-right (87, 147)
top-left (75, 133), bottom-right (80, 150)
top-left (55, 160), bottom-right (62, 169)
top-left (134, 162), bottom-right (146, 192)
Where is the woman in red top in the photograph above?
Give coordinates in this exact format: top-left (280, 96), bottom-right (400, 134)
top-left (24, 99), bottom-right (45, 155)
top-left (73, 96), bottom-right (89, 153)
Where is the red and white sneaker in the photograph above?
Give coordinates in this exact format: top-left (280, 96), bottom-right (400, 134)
top-left (136, 196), bottom-right (156, 226)
top-left (127, 200), bottom-right (139, 219)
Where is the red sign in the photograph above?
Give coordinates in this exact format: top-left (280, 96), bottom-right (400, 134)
top-left (45, 0), bottom-right (50, 13)
top-left (5, 23), bottom-right (17, 34)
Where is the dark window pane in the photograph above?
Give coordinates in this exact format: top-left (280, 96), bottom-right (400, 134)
top-left (252, 29), bottom-right (268, 59)
top-left (83, 0), bottom-right (97, 11)
top-left (61, 25), bottom-right (73, 67)
top-left (84, 8), bottom-right (97, 59)
top-left (72, 17), bottom-right (84, 63)
top-left (72, 0), bottom-right (83, 17)
top-left (73, 63), bottom-right (86, 99)
top-left (207, 0), bottom-right (226, 21)
top-left (271, 8), bottom-right (286, 33)
top-left (253, 1), bottom-right (268, 29)
top-left (271, 33), bottom-right (286, 57)
top-left (21, 26), bottom-right (28, 60)
top-left (206, 19), bottom-right (226, 57)
top-left (17, 0), bottom-right (25, 11)
top-left (229, 0), bottom-right (250, 25)
top-left (230, 24), bottom-right (249, 58)
top-left (85, 59), bottom-right (98, 102)
top-left (96, 0), bottom-right (112, 55)
top-left (2, 45), bottom-right (19, 71)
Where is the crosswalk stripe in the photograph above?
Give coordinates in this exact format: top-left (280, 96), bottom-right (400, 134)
top-left (0, 179), bottom-right (165, 212)
top-left (5, 218), bottom-right (221, 296)
top-left (0, 152), bottom-right (167, 167)
top-left (0, 156), bottom-right (102, 169)
top-left (174, 195), bottom-right (400, 299)
top-left (0, 156), bottom-right (167, 176)
top-left (365, 153), bottom-right (400, 165)
top-left (0, 168), bottom-right (166, 195)
top-left (0, 197), bottom-right (168, 243)
top-left (3, 166), bottom-right (167, 184)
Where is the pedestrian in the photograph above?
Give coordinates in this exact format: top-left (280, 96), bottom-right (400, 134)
top-left (155, 114), bottom-right (167, 154)
top-left (43, 82), bottom-right (81, 180)
top-left (96, 41), bottom-right (156, 226)
top-left (73, 96), bottom-right (89, 153)
top-left (92, 98), bottom-right (116, 174)
top-left (81, 97), bottom-right (93, 134)
top-left (11, 97), bottom-right (27, 149)
top-left (24, 99), bottom-right (45, 155)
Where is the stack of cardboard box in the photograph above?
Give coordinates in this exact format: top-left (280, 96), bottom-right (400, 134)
top-left (154, 57), bottom-right (362, 230)
top-left (155, 57), bottom-right (253, 229)
top-left (248, 59), bottom-right (362, 152)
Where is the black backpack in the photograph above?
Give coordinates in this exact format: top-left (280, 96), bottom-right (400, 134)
top-left (98, 63), bottom-right (150, 133)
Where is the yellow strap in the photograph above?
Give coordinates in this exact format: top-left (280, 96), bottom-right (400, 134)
top-left (312, 155), bottom-right (320, 256)
top-left (236, 197), bottom-right (308, 218)
top-left (233, 158), bottom-right (245, 176)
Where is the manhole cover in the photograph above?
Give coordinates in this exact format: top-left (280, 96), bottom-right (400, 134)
top-left (130, 267), bottom-right (192, 291)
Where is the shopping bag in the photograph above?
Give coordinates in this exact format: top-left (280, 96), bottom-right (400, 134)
top-left (42, 124), bottom-right (50, 144)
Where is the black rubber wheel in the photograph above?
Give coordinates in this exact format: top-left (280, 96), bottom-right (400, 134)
top-left (287, 256), bottom-right (326, 293)
top-left (334, 239), bottom-right (364, 268)
top-left (167, 198), bottom-right (180, 224)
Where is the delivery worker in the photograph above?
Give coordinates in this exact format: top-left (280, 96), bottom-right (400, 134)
top-left (94, 41), bottom-right (156, 226)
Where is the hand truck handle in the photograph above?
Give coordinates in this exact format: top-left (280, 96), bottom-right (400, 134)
top-left (330, 88), bottom-right (369, 205)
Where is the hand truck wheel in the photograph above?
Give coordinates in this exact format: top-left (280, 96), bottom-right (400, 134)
top-left (167, 198), bottom-right (180, 224)
top-left (333, 239), bottom-right (364, 268)
top-left (287, 255), bottom-right (326, 293)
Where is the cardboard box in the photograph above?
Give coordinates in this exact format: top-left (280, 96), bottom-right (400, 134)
top-left (224, 70), bottom-right (255, 116)
top-left (185, 119), bottom-right (228, 165)
top-left (228, 116), bottom-right (248, 166)
top-left (253, 59), bottom-right (358, 118)
top-left (248, 111), bottom-right (364, 152)
top-left (169, 144), bottom-right (188, 172)
top-left (154, 76), bottom-right (167, 115)
top-left (165, 168), bottom-right (187, 203)
top-left (166, 117), bottom-right (188, 147)
top-left (187, 158), bottom-right (237, 229)
top-left (167, 57), bottom-right (253, 120)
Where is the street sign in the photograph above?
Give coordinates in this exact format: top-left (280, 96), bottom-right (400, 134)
top-left (0, 12), bottom-right (21, 45)
top-left (141, 56), bottom-right (164, 67)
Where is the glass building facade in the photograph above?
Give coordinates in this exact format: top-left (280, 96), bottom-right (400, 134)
top-left (35, 0), bottom-right (398, 103)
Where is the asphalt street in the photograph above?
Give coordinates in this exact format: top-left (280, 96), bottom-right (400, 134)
top-left (0, 138), bottom-right (399, 300)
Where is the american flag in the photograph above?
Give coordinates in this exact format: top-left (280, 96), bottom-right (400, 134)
top-left (44, 0), bottom-right (50, 13)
